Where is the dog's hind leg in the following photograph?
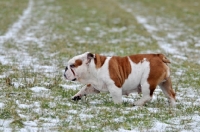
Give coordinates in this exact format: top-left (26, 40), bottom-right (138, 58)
top-left (133, 81), bottom-right (153, 106)
top-left (159, 77), bottom-right (176, 107)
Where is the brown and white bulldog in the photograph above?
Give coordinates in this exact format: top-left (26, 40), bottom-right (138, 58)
top-left (64, 52), bottom-right (176, 106)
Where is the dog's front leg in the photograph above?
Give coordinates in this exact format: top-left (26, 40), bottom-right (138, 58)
top-left (72, 84), bottom-right (100, 101)
top-left (108, 85), bottom-right (122, 104)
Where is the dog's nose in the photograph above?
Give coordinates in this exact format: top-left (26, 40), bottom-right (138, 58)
top-left (64, 67), bottom-right (68, 78)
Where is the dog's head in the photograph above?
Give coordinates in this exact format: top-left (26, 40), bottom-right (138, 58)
top-left (64, 52), bottom-right (95, 82)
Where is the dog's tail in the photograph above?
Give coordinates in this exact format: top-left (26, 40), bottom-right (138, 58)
top-left (158, 54), bottom-right (170, 63)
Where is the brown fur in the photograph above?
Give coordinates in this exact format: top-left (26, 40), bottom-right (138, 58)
top-left (129, 54), bottom-right (170, 64)
top-left (107, 54), bottom-right (174, 97)
top-left (147, 57), bottom-right (169, 96)
top-left (87, 84), bottom-right (91, 87)
top-left (94, 54), bottom-right (107, 69)
top-left (108, 56), bottom-right (132, 88)
top-left (74, 59), bottom-right (82, 67)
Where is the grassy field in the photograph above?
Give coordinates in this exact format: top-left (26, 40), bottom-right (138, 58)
top-left (0, 0), bottom-right (200, 131)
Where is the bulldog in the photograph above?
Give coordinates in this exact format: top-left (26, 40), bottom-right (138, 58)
top-left (64, 52), bottom-right (176, 106)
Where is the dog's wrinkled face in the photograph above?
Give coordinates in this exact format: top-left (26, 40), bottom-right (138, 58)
top-left (64, 52), bottom-right (94, 82)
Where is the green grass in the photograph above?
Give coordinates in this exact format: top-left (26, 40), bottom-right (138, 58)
top-left (0, 0), bottom-right (28, 35)
top-left (0, 0), bottom-right (200, 131)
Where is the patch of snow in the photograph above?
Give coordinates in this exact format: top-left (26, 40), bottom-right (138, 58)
top-left (118, 5), bottom-right (193, 58)
top-left (109, 27), bottom-right (127, 33)
top-left (33, 108), bottom-right (41, 114)
top-left (20, 127), bottom-right (38, 132)
top-left (18, 114), bottom-right (28, 119)
top-left (195, 43), bottom-right (200, 47)
top-left (135, 16), bottom-right (157, 32)
top-left (175, 69), bottom-right (185, 76)
top-left (0, 119), bottom-right (13, 130)
top-left (23, 121), bottom-right (37, 127)
top-left (173, 55), bottom-right (187, 60)
top-left (12, 82), bottom-right (25, 88)
top-left (167, 115), bottom-right (200, 131)
top-left (158, 43), bottom-right (178, 54)
top-left (16, 100), bottom-right (33, 109)
top-left (68, 110), bottom-right (78, 114)
top-left (30, 87), bottom-right (49, 93)
top-left (42, 123), bottom-right (57, 127)
top-left (113, 116), bottom-right (124, 123)
top-left (178, 41), bottom-right (188, 46)
top-left (109, 39), bottom-right (121, 44)
top-left (33, 65), bottom-right (57, 73)
top-left (117, 128), bottom-right (138, 132)
top-left (0, 103), bottom-right (5, 108)
top-left (98, 30), bottom-right (107, 38)
top-left (34, 102), bottom-right (40, 107)
top-left (151, 121), bottom-right (168, 131)
top-left (83, 27), bottom-right (91, 32)
top-left (66, 115), bottom-right (73, 122)
top-left (122, 96), bottom-right (135, 103)
top-left (0, 0), bottom-right (62, 73)
top-left (89, 99), bottom-right (103, 105)
top-left (0, 56), bottom-right (10, 65)
top-left (193, 98), bottom-right (200, 106)
top-left (79, 114), bottom-right (93, 121)
top-left (0, 0), bottom-right (34, 43)
top-left (49, 102), bottom-right (56, 108)
top-left (39, 117), bottom-right (59, 127)
top-left (147, 108), bottom-right (159, 113)
top-left (101, 52), bottom-right (116, 56)
top-left (180, 88), bottom-right (198, 98)
top-left (18, 104), bottom-right (33, 109)
top-left (59, 84), bottom-right (81, 90)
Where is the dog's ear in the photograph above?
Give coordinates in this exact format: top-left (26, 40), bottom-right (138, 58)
top-left (87, 52), bottom-right (95, 64)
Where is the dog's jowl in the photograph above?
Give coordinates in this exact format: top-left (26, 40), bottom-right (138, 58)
top-left (64, 52), bottom-right (176, 107)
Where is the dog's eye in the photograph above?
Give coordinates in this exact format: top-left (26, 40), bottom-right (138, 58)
top-left (70, 64), bottom-right (75, 68)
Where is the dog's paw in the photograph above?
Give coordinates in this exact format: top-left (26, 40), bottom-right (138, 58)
top-left (72, 96), bottom-right (81, 101)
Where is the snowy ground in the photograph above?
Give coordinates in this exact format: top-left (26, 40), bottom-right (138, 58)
top-left (0, 0), bottom-right (200, 131)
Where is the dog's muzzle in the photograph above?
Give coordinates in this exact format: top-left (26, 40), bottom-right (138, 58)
top-left (64, 66), bottom-right (76, 81)
top-left (64, 66), bottom-right (68, 78)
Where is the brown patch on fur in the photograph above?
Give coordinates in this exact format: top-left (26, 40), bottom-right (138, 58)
top-left (129, 54), bottom-right (170, 64)
top-left (87, 84), bottom-right (91, 87)
top-left (109, 56), bottom-right (132, 88)
top-left (147, 56), bottom-right (170, 96)
top-left (74, 59), bottom-right (82, 67)
top-left (94, 54), bottom-right (107, 68)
